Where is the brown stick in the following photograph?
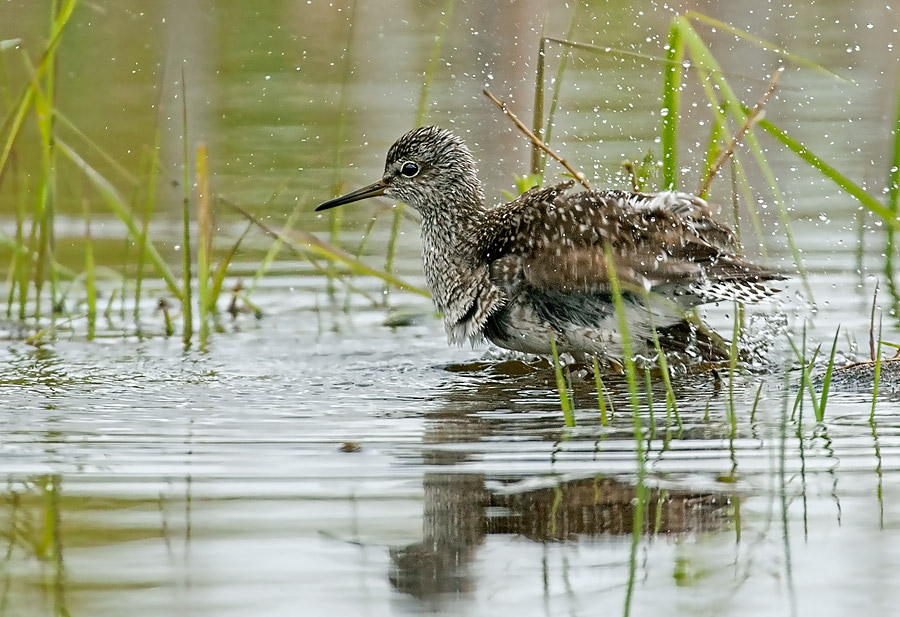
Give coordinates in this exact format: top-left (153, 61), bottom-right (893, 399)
top-left (483, 88), bottom-right (591, 190)
top-left (697, 67), bottom-right (783, 196)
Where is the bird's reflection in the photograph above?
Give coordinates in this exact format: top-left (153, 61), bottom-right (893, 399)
top-left (389, 360), bottom-right (733, 601)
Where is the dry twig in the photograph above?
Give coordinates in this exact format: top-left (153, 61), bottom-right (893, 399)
top-left (483, 88), bottom-right (591, 190)
top-left (697, 66), bottom-right (784, 196)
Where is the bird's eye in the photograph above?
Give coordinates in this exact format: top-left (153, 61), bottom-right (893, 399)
top-left (400, 161), bottom-right (420, 178)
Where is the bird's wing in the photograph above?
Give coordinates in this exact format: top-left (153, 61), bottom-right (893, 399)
top-left (477, 184), bottom-right (781, 302)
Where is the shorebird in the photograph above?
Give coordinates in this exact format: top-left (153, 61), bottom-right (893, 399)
top-left (316, 126), bottom-right (783, 361)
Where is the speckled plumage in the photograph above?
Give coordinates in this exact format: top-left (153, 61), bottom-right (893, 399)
top-left (316, 126), bottom-right (784, 360)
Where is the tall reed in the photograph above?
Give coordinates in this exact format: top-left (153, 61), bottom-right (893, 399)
top-left (196, 143), bottom-right (211, 345)
top-left (886, 64), bottom-right (900, 314)
top-left (83, 196), bottom-right (95, 339)
top-left (180, 66), bottom-right (193, 345)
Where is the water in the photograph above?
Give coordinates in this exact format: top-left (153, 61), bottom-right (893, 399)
top-left (2, 1), bottom-right (900, 616)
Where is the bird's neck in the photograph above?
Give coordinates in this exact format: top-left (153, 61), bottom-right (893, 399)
top-left (419, 196), bottom-right (487, 318)
top-left (420, 199), bottom-right (484, 260)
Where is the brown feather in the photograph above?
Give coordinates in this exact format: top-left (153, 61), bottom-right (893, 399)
top-left (476, 183), bottom-right (783, 305)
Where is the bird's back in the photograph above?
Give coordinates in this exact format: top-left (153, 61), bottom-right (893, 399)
top-left (471, 183), bottom-right (782, 358)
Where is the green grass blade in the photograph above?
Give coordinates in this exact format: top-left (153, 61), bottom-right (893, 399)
top-left (84, 198), bottom-right (96, 340)
top-left (296, 230), bottom-right (430, 296)
top-left (531, 33), bottom-right (546, 176)
top-left (883, 63), bottom-right (900, 313)
top-left (103, 286), bottom-right (118, 322)
top-left (225, 199), bottom-right (430, 297)
top-left (728, 152), bottom-right (769, 259)
top-left (196, 143), bottom-right (211, 344)
top-left (55, 110), bottom-right (139, 186)
top-left (6, 174), bottom-right (26, 317)
top-left (209, 221), bottom-right (251, 309)
top-left (592, 356), bottom-right (610, 426)
top-left (543, 37), bottom-right (680, 66)
top-left (0, 71), bottom-right (35, 176)
top-left (544, 15), bottom-right (577, 151)
top-left (870, 317), bottom-right (883, 424)
top-left (817, 327), bottom-right (840, 422)
top-left (247, 202), bottom-right (303, 294)
top-left (749, 381), bottom-right (764, 424)
top-left (550, 334), bottom-right (575, 427)
top-left (180, 65), bottom-right (193, 346)
top-left (888, 62), bottom-right (900, 218)
top-left (0, 0), bottom-right (78, 179)
top-left (786, 329), bottom-right (822, 421)
top-left (56, 138), bottom-right (182, 300)
top-left (752, 114), bottom-right (900, 229)
top-left (534, 5), bottom-right (578, 174)
top-left (727, 303), bottom-right (741, 439)
top-left (644, 293), bottom-right (681, 434)
top-left (37, 9), bottom-right (60, 316)
top-left (606, 243), bottom-right (646, 617)
top-left (644, 367), bottom-right (656, 440)
top-left (686, 11), bottom-right (847, 81)
top-left (605, 246), bottom-right (640, 413)
top-left (661, 22), bottom-right (683, 190)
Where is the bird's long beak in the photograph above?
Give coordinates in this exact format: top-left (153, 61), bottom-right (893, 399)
top-left (315, 179), bottom-right (388, 211)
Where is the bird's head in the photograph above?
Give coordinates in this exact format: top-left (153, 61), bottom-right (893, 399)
top-left (315, 126), bottom-right (484, 217)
